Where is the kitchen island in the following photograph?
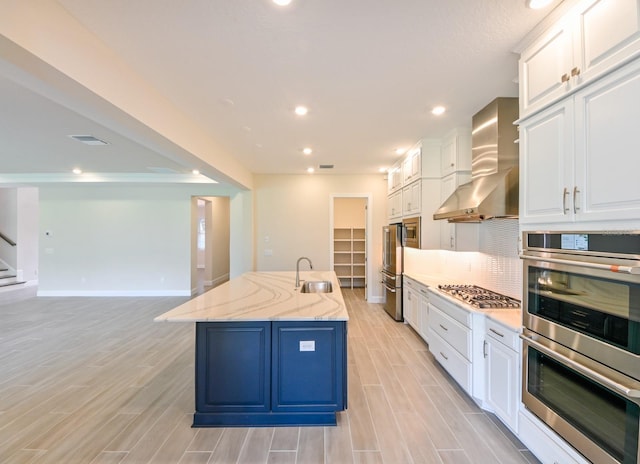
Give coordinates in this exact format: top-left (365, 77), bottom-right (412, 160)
top-left (155, 271), bottom-right (349, 427)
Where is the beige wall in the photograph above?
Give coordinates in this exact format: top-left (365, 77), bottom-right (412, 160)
top-left (207, 196), bottom-right (230, 287)
top-left (254, 174), bottom-right (387, 301)
top-left (334, 198), bottom-right (366, 228)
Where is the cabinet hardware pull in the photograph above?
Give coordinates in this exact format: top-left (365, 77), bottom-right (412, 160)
top-left (439, 324), bottom-right (448, 331)
top-left (571, 67), bottom-right (581, 77)
top-left (439, 351), bottom-right (448, 360)
top-left (561, 73), bottom-right (570, 83)
top-left (573, 186), bottom-right (580, 214)
top-left (563, 187), bottom-right (569, 214)
top-left (489, 328), bottom-right (504, 338)
top-left (483, 340), bottom-right (488, 358)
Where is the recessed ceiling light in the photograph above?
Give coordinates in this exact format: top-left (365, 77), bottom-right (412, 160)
top-left (432, 106), bottom-right (446, 116)
top-left (192, 169), bottom-right (200, 175)
top-left (72, 168), bottom-right (82, 175)
top-left (273, 0), bottom-right (292, 5)
top-left (307, 167), bottom-right (315, 173)
top-left (295, 106), bottom-right (308, 116)
top-left (395, 148), bottom-right (407, 155)
top-left (303, 148), bottom-right (312, 155)
top-left (379, 167), bottom-right (387, 173)
top-left (526, 0), bottom-right (553, 8)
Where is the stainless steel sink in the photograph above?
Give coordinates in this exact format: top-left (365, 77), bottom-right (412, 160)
top-left (299, 280), bottom-right (333, 293)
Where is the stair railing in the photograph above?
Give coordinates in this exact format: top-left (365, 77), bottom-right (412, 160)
top-left (0, 231), bottom-right (16, 247)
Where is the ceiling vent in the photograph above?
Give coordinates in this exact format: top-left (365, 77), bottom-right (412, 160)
top-left (68, 135), bottom-right (109, 146)
top-left (318, 164), bottom-right (334, 169)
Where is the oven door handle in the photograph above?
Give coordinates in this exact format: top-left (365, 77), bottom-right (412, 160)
top-left (521, 333), bottom-right (640, 400)
top-left (520, 254), bottom-right (640, 275)
top-left (382, 283), bottom-right (396, 293)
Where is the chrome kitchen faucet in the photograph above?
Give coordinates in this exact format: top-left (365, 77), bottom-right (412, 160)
top-left (295, 257), bottom-right (313, 288)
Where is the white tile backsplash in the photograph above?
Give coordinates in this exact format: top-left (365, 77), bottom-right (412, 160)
top-left (404, 219), bottom-right (522, 300)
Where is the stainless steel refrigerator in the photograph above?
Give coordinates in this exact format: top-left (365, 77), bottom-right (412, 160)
top-left (382, 224), bottom-right (403, 321)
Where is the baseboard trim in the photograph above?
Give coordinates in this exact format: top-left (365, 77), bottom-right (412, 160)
top-left (210, 273), bottom-right (230, 288)
top-left (37, 290), bottom-right (191, 297)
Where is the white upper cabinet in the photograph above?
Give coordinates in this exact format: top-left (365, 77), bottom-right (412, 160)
top-left (520, 0), bottom-right (640, 118)
top-left (388, 189), bottom-right (402, 222)
top-left (387, 161), bottom-right (403, 193)
top-left (440, 130), bottom-right (471, 177)
top-left (520, 57), bottom-right (640, 225)
top-left (402, 180), bottom-right (421, 217)
top-left (402, 147), bottom-right (422, 185)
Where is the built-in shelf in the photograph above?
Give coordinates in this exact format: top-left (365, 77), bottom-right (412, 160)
top-left (333, 228), bottom-right (366, 289)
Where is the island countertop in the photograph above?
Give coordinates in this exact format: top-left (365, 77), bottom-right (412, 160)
top-left (154, 271), bottom-right (349, 322)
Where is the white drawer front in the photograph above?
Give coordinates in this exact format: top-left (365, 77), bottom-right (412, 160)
top-left (428, 291), bottom-right (471, 327)
top-left (428, 330), bottom-right (471, 395)
top-left (485, 319), bottom-right (519, 351)
top-left (429, 304), bottom-right (471, 360)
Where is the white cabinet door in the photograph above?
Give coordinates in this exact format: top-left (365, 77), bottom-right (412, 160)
top-left (388, 190), bottom-right (402, 222)
top-left (519, 19), bottom-right (575, 117)
top-left (574, 58), bottom-right (640, 222)
top-left (403, 148), bottom-right (422, 184)
top-left (403, 282), bottom-right (418, 329)
top-left (519, 0), bottom-right (640, 118)
top-left (485, 336), bottom-right (519, 433)
top-left (519, 100), bottom-right (575, 224)
top-left (387, 162), bottom-right (402, 194)
top-left (439, 173), bottom-right (457, 250)
top-left (418, 286), bottom-right (429, 342)
top-left (576, 0), bottom-right (640, 86)
top-left (402, 180), bottom-right (421, 216)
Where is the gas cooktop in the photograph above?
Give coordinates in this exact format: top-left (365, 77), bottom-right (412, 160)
top-left (437, 284), bottom-right (520, 309)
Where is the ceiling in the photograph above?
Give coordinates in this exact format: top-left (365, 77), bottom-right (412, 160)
top-left (0, 0), bottom-right (563, 186)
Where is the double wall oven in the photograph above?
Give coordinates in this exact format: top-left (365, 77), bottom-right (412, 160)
top-left (521, 231), bottom-right (640, 464)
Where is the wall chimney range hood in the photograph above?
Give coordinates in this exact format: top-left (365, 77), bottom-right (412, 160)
top-left (433, 97), bottom-right (519, 223)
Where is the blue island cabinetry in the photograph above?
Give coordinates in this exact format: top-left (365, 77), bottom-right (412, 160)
top-left (194, 320), bottom-right (347, 427)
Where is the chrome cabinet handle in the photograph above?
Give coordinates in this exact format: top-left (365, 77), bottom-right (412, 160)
top-left (489, 328), bottom-right (504, 338)
top-left (483, 340), bottom-right (488, 358)
top-left (573, 186), bottom-right (580, 214)
top-left (439, 324), bottom-right (448, 331)
top-left (563, 187), bottom-right (569, 214)
top-left (439, 351), bottom-right (448, 361)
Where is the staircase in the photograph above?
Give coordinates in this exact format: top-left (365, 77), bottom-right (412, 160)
top-left (0, 266), bottom-right (25, 289)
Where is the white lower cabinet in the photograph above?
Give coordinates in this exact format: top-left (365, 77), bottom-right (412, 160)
top-left (403, 277), bottom-right (430, 342)
top-left (484, 319), bottom-right (520, 433)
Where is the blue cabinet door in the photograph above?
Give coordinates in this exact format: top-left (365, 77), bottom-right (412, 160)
top-left (195, 321), bottom-right (270, 413)
top-left (272, 321), bottom-right (346, 412)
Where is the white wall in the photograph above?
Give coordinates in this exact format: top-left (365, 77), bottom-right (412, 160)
top-left (253, 174), bottom-right (387, 300)
top-left (16, 187), bottom-right (39, 283)
top-left (37, 183), bottom-right (246, 296)
top-left (0, 188), bottom-right (18, 269)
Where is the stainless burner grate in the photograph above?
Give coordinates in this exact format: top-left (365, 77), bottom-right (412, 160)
top-left (437, 284), bottom-right (520, 309)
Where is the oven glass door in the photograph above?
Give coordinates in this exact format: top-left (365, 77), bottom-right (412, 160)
top-left (524, 340), bottom-right (640, 464)
top-left (526, 263), bottom-right (640, 354)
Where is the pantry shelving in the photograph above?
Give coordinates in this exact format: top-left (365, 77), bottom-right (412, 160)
top-left (333, 228), bottom-right (366, 288)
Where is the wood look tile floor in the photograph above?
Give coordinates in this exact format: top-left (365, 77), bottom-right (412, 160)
top-left (0, 289), bottom-right (540, 464)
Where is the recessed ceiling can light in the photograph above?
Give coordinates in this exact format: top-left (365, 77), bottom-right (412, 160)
top-left (72, 168), bottom-right (82, 175)
top-left (379, 167), bottom-right (387, 173)
top-left (432, 106), bottom-right (446, 115)
top-left (192, 169), bottom-right (200, 175)
top-left (273, 0), bottom-right (292, 5)
top-left (307, 167), bottom-right (315, 173)
top-left (395, 148), bottom-right (406, 156)
top-left (295, 106), bottom-right (308, 116)
top-left (526, 0), bottom-right (553, 8)
top-left (303, 148), bottom-right (312, 155)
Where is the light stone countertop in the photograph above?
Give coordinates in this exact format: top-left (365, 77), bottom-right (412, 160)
top-left (154, 271), bottom-right (349, 322)
top-left (404, 272), bottom-right (522, 331)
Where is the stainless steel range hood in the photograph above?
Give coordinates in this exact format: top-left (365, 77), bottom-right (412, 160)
top-left (434, 97), bottom-right (519, 223)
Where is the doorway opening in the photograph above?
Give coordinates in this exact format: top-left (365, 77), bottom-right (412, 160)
top-left (330, 195), bottom-right (370, 302)
top-left (192, 196), bottom-right (230, 296)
